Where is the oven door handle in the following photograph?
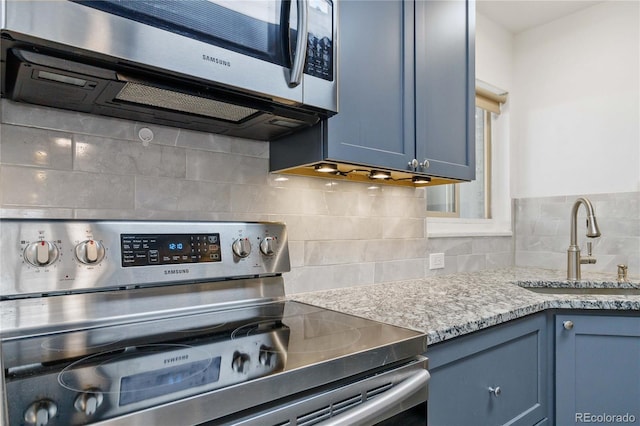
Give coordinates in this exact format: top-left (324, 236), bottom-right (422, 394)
top-left (318, 369), bottom-right (430, 426)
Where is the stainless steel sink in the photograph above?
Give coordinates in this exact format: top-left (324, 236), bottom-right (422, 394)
top-left (520, 286), bottom-right (640, 296)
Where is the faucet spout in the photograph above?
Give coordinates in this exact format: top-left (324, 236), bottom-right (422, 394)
top-left (570, 197), bottom-right (601, 244)
top-left (585, 215), bottom-right (601, 238)
top-left (568, 197), bottom-right (601, 281)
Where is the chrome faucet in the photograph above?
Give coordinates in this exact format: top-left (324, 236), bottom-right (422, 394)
top-left (567, 197), bottom-right (601, 281)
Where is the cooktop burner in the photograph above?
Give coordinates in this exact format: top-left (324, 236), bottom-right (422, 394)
top-left (57, 344), bottom-right (216, 397)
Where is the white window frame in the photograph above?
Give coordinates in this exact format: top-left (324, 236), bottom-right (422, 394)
top-left (427, 95), bottom-right (511, 238)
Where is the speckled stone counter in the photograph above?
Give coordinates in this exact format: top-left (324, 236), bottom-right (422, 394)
top-left (290, 268), bottom-right (640, 345)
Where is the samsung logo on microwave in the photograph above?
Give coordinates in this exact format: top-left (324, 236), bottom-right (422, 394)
top-left (202, 54), bottom-right (231, 67)
top-left (164, 268), bottom-right (190, 275)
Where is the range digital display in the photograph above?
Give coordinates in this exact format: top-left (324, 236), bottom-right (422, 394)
top-left (121, 233), bottom-right (221, 267)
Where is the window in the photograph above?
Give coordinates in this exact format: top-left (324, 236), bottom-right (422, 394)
top-left (426, 81), bottom-right (509, 236)
top-left (427, 106), bottom-right (492, 218)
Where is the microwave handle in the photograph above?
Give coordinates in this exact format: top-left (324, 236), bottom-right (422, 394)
top-left (289, 0), bottom-right (308, 87)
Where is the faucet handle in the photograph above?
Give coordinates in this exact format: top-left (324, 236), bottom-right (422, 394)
top-left (580, 242), bottom-right (597, 265)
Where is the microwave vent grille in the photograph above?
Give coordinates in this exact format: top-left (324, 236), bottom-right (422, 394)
top-left (115, 82), bottom-right (259, 122)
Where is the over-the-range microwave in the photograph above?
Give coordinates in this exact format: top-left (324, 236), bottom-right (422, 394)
top-left (0, 0), bottom-right (337, 140)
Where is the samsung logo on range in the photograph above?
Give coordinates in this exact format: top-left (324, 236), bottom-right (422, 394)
top-left (164, 355), bottom-right (189, 365)
top-left (164, 268), bottom-right (190, 275)
top-left (202, 54), bottom-right (231, 67)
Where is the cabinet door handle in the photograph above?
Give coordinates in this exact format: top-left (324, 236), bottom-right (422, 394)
top-left (563, 320), bottom-right (574, 330)
top-left (421, 159), bottom-right (430, 169)
top-left (488, 386), bottom-right (501, 396)
top-left (408, 159), bottom-right (419, 169)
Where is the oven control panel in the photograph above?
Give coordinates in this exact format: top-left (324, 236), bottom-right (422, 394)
top-left (0, 220), bottom-right (290, 298)
top-left (121, 233), bottom-right (222, 267)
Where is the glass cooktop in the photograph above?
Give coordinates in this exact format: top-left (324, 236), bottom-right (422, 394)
top-left (2, 301), bottom-right (425, 425)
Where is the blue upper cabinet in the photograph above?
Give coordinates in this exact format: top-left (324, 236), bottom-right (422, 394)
top-left (270, 0), bottom-right (476, 183)
top-left (415, 0), bottom-right (476, 181)
top-left (323, 0), bottom-right (415, 170)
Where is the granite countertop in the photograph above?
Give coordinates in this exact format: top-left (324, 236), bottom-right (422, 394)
top-left (290, 268), bottom-right (640, 345)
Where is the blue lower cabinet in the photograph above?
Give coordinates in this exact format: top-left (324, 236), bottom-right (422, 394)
top-left (427, 314), bottom-right (548, 426)
top-left (555, 314), bottom-right (640, 426)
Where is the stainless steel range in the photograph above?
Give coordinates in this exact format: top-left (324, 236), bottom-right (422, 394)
top-left (0, 220), bottom-right (428, 426)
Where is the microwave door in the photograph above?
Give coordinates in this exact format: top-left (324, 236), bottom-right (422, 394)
top-left (2, 0), bottom-right (303, 105)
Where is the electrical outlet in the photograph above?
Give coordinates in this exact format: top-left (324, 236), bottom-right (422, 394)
top-left (429, 253), bottom-right (445, 270)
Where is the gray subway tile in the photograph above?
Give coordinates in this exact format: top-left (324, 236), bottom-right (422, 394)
top-left (186, 150), bottom-right (268, 185)
top-left (1, 124), bottom-right (73, 169)
top-left (374, 259), bottom-right (425, 283)
top-left (135, 176), bottom-right (231, 212)
top-left (2, 100), bottom-right (135, 140)
top-left (0, 166), bottom-right (134, 209)
top-left (1, 207), bottom-right (74, 219)
top-left (133, 123), bottom-right (180, 147)
top-left (74, 134), bottom-right (186, 178)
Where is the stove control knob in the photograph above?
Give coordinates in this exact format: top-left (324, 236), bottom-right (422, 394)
top-left (231, 351), bottom-right (250, 373)
top-left (259, 237), bottom-right (276, 256)
top-left (232, 238), bottom-right (251, 258)
top-left (259, 345), bottom-right (276, 366)
top-left (23, 241), bottom-right (59, 267)
top-left (24, 399), bottom-right (57, 426)
top-left (75, 240), bottom-right (106, 264)
top-left (74, 390), bottom-right (104, 416)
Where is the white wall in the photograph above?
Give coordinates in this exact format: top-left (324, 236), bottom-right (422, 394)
top-left (477, 13), bottom-right (513, 234)
top-left (476, 13), bottom-right (513, 91)
top-left (511, 1), bottom-right (640, 198)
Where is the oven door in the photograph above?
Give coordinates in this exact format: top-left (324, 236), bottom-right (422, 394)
top-left (214, 356), bottom-right (429, 426)
top-left (2, 0), bottom-right (335, 109)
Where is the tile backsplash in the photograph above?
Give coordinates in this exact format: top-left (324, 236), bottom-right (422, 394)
top-left (515, 192), bottom-right (640, 278)
top-left (5, 102), bottom-right (635, 290)
top-left (1, 100), bottom-right (512, 293)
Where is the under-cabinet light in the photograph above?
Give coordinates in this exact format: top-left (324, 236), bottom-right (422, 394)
top-left (369, 170), bottom-right (391, 180)
top-left (412, 176), bottom-right (431, 184)
top-left (315, 163), bottom-right (339, 173)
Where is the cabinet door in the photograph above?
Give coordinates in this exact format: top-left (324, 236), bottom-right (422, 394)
top-left (427, 314), bottom-right (548, 426)
top-left (415, 0), bottom-right (475, 181)
top-left (325, 0), bottom-right (415, 170)
top-left (555, 314), bottom-right (640, 425)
